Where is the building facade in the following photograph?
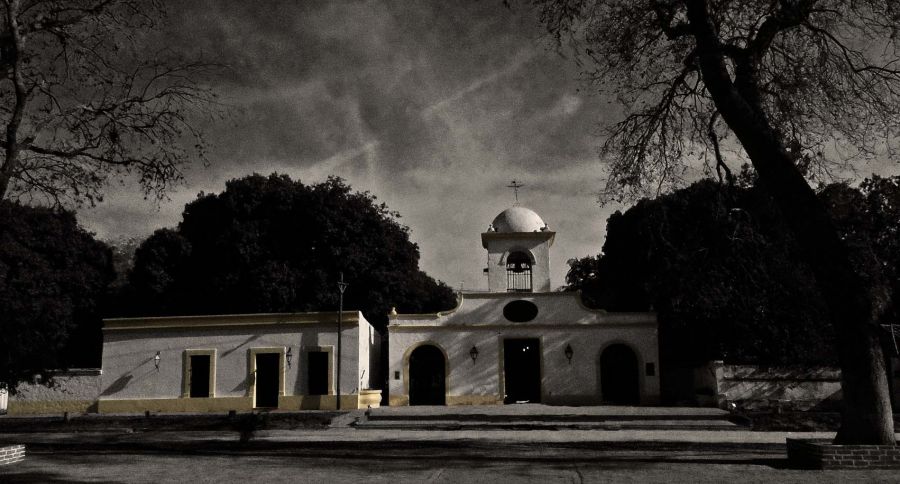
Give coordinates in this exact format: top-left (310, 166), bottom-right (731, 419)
top-left (98, 311), bottom-right (381, 412)
top-left (387, 206), bottom-right (661, 406)
top-left (7, 205), bottom-right (662, 414)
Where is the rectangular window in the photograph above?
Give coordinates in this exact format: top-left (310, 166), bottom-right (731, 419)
top-left (183, 349), bottom-right (216, 398)
top-left (308, 351), bottom-right (329, 395)
top-left (645, 362), bottom-right (656, 377)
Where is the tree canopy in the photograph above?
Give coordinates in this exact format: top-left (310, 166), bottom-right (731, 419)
top-left (568, 177), bottom-right (828, 365)
top-left (0, 0), bottom-right (218, 206)
top-left (567, 174), bottom-right (899, 396)
top-left (0, 201), bottom-right (114, 391)
top-left (120, 174), bottom-right (457, 329)
top-left (531, 0), bottom-right (899, 444)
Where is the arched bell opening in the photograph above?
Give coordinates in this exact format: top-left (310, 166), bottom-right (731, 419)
top-left (506, 251), bottom-right (533, 292)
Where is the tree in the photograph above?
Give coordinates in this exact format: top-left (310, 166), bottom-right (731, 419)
top-left (566, 179), bottom-right (850, 368)
top-left (0, 0), bottom-right (217, 206)
top-left (857, 176), bottom-right (900, 331)
top-left (0, 201), bottom-right (114, 392)
top-left (121, 173), bottom-right (457, 330)
top-left (533, 0), bottom-right (898, 444)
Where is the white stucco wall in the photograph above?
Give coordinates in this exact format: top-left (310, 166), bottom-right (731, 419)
top-left (100, 314), bottom-right (367, 403)
top-left (388, 292), bottom-right (660, 405)
top-left (357, 322), bottom-right (372, 390)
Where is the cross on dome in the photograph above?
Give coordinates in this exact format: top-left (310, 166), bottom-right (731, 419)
top-left (506, 180), bottom-right (524, 204)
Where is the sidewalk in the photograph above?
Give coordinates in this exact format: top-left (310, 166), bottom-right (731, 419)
top-left (1, 405), bottom-right (895, 452)
top-left (0, 418), bottom-right (850, 449)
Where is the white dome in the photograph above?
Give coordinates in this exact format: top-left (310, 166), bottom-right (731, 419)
top-left (491, 206), bottom-right (546, 233)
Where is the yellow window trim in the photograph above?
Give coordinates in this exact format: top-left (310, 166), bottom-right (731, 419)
top-left (302, 345), bottom-right (335, 396)
top-left (182, 349), bottom-right (217, 398)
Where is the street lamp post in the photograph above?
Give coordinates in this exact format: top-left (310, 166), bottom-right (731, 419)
top-left (336, 272), bottom-right (349, 410)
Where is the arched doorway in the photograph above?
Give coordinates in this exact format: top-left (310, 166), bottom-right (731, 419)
top-left (408, 345), bottom-right (446, 405)
top-left (600, 344), bottom-right (640, 405)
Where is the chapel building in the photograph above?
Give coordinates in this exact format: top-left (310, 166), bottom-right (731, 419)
top-left (387, 206), bottom-right (661, 406)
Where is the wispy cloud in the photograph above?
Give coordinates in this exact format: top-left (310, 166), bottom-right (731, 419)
top-left (422, 48), bottom-right (539, 117)
top-left (76, 1), bottom-right (632, 290)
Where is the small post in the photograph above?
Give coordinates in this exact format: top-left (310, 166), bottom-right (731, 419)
top-left (336, 272), bottom-right (349, 410)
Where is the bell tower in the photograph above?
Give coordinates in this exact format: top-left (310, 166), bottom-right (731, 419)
top-left (481, 206), bottom-right (554, 293)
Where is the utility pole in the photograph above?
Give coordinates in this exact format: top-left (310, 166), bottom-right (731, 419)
top-left (336, 272), bottom-right (349, 410)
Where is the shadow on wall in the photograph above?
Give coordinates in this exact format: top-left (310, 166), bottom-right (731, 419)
top-left (232, 375), bottom-right (250, 393)
top-left (221, 334), bottom-right (260, 358)
top-left (447, 293), bottom-right (606, 327)
top-left (293, 332), bottom-right (321, 396)
top-left (100, 374), bottom-right (133, 396)
top-left (442, 338), bottom-right (504, 399)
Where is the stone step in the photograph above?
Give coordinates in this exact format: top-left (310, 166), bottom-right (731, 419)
top-left (366, 413), bottom-right (735, 423)
top-left (353, 418), bottom-right (744, 431)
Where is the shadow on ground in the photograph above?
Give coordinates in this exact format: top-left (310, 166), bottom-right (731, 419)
top-left (3, 470), bottom-right (123, 484)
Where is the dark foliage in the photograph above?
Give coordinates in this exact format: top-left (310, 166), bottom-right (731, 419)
top-left (824, 176), bottom-right (900, 334)
top-left (0, 202), bottom-right (114, 391)
top-left (567, 176), bottom-right (899, 366)
top-left (120, 174), bottom-right (456, 329)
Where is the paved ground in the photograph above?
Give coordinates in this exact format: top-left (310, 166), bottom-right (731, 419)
top-left (0, 427), bottom-right (849, 448)
top-left (5, 448), bottom-right (900, 483)
top-left (2, 406), bottom-right (898, 482)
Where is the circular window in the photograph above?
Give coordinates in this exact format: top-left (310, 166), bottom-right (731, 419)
top-left (503, 300), bottom-right (538, 322)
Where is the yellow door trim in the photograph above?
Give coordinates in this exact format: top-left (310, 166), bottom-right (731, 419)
top-left (248, 347), bottom-right (286, 408)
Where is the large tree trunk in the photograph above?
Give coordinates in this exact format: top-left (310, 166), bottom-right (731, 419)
top-left (723, 120), bottom-right (894, 445)
top-left (0, 0), bottom-right (26, 202)
top-left (686, 0), bottom-right (895, 444)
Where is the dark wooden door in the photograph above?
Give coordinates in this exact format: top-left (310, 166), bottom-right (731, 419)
top-left (503, 338), bottom-right (541, 404)
top-left (255, 353), bottom-right (280, 408)
top-left (600, 344), bottom-right (640, 405)
top-left (408, 345), bottom-right (445, 405)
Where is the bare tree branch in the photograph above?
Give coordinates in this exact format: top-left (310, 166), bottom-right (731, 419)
top-left (0, 0), bottom-right (221, 207)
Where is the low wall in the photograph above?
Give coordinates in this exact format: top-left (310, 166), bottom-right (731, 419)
top-left (697, 362), bottom-right (843, 411)
top-left (787, 438), bottom-right (900, 469)
top-left (0, 445), bottom-right (25, 466)
top-left (8, 369), bottom-right (101, 415)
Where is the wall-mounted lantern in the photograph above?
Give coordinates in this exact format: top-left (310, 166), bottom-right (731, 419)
top-left (154, 351), bottom-right (161, 370)
top-left (286, 347), bottom-right (293, 368)
top-left (469, 345), bottom-right (479, 363)
top-left (564, 344), bottom-right (574, 364)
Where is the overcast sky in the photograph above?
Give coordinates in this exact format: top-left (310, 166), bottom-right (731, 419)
top-left (75, 0), bottom-right (899, 292)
